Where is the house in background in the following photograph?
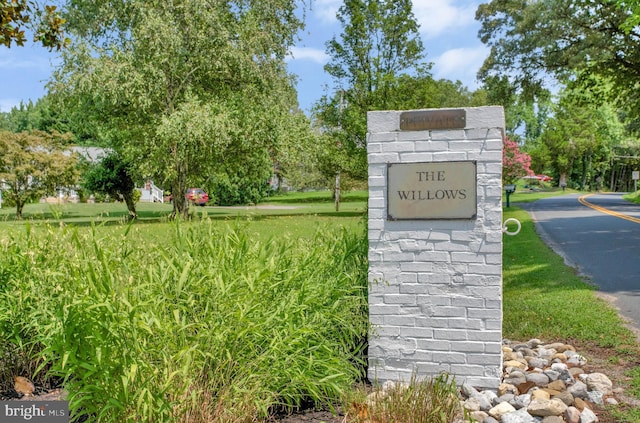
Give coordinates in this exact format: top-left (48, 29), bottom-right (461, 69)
top-left (136, 180), bottom-right (164, 203)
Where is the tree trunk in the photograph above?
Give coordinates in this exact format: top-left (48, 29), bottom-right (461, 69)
top-left (16, 200), bottom-right (24, 220)
top-left (170, 181), bottom-right (189, 220)
top-left (121, 191), bottom-right (137, 220)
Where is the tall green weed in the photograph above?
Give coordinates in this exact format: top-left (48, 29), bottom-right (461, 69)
top-left (0, 220), bottom-right (369, 422)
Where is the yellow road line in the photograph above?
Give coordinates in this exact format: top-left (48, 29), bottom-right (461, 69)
top-left (578, 194), bottom-right (640, 224)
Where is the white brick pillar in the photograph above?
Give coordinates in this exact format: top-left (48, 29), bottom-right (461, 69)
top-left (367, 107), bottom-right (505, 389)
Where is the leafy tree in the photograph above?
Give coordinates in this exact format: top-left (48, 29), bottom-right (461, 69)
top-left (1, 1), bottom-right (68, 49)
top-left (0, 96), bottom-right (74, 134)
top-left (0, 101), bottom-right (41, 132)
top-left (480, 75), bottom-right (551, 145)
top-left (313, 0), bottom-right (426, 190)
top-left (314, 0), bottom-right (490, 196)
top-left (617, 0), bottom-right (640, 31)
top-left (539, 78), bottom-right (627, 189)
top-left (390, 68), bottom-right (487, 110)
top-left (503, 136), bottom-right (533, 185)
top-left (83, 152), bottom-right (138, 219)
top-left (51, 0), bottom-right (308, 218)
top-left (0, 129), bottom-right (78, 219)
top-left (476, 0), bottom-right (640, 124)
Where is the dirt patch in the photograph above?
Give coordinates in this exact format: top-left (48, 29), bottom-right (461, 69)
top-left (270, 407), bottom-right (345, 423)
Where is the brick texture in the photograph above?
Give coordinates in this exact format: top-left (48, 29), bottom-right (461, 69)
top-left (367, 107), bottom-right (504, 389)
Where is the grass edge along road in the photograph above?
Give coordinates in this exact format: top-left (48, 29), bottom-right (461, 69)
top-left (504, 205), bottom-right (640, 422)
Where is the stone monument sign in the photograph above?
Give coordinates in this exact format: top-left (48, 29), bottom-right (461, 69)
top-left (367, 107), bottom-right (505, 389)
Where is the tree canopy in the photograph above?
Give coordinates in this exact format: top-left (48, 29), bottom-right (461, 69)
top-left (476, 0), bottom-right (640, 122)
top-left (51, 0), bottom-right (310, 217)
top-left (313, 0), bottom-right (486, 187)
top-left (1, 0), bottom-right (68, 49)
top-left (0, 129), bottom-right (78, 219)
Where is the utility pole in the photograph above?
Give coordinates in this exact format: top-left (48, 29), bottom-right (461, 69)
top-left (335, 89), bottom-right (345, 212)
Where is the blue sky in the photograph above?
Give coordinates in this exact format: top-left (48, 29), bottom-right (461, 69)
top-left (0, 0), bottom-right (488, 114)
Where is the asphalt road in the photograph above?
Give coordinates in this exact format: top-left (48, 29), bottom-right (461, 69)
top-left (519, 193), bottom-right (640, 332)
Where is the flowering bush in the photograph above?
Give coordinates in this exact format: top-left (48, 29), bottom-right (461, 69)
top-left (503, 137), bottom-right (534, 184)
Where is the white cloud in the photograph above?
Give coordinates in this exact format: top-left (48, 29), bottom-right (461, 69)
top-left (412, 0), bottom-right (479, 38)
top-left (432, 45), bottom-right (489, 88)
top-left (312, 0), bottom-right (341, 24)
top-left (287, 47), bottom-right (329, 64)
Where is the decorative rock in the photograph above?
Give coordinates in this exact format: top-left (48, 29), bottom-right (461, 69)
top-left (573, 397), bottom-right (590, 411)
top-left (459, 340), bottom-right (615, 423)
top-left (517, 347), bottom-right (537, 357)
top-left (469, 411), bottom-right (487, 422)
top-left (501, 408), bottom-right (537, 423)
top-left (537, 347), bottom-right (556, 360)
top-left (579, 406), bottom-right (598, 423)
top-left (585, 391), bottom-right (603, 406)
top-left (511, 343), bottom-right (530, 351)
top-left (527, 356), bottom-right (547, 369)
top-left (531, 389), bottom-right (551, 400)
top-left (509, 393), bottom-right (532, 410)
top-left (558, 369), bottom-right (575, 384)
top-left (499, 383), bottom-right (519, 397)
top-left (461, 383), bottom-right (479, 398)
top-left (498, 393), bottom-right (516, 406)
top-left (527, 398), bottom-right (568, 417)
top-left (553, 390), bottom-right (575, 406)
top-left (470, 392), bottom-right (492, 411)
top-left (568, 381), bottom-right (589, 399)
top-left (489, 402), bottom-right (516, 419)
top-left (505, 372), bottom-right (527, 387)
top-left (548, 380), bottom-right (566, 391)
top-left (564, 406), bottom-right (581, 423)
top-left (585, 373), bottom-right (613, 395)
top-left (527, 339), bottom-right (544, 348)
top-left (480, 389), bottom-right (499, 405)
top-left (526, 372), bottom-right (550, 387)
top-left (517, 381), bottom-right (536, 394)
top-left (567, 354), bottom-right (587, 366)
top-left (542, 388), bottom-right (562, 397)
top-left (544, 369), bottom-right (561, 382)
top-left (559, 344), bottom-right (576, 353)
top-left (552, 353), bottom-right (568, 362)
top-left (551, 362), bottom-right (568, 372)
top-left (504, 360), bottom-right (528, 371)
top-left (544, 342), bottom-right (566, 351)
top-left (569, 367), bottom-right (585, 378)
top-left (504, 351), bottom-right (520, 361)
top-left (463, 397), bottom-right (481, 412)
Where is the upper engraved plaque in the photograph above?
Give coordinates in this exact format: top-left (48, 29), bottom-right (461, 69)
top-left (400, 109), bottom-right (466, 131)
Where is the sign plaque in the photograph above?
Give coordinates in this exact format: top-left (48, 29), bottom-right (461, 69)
top-left (400, 109), bottom-right (466, 131)
top-left (387, 161), bottom-right (477, 220)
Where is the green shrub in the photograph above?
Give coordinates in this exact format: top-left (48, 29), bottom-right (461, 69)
top-left (0, 221), bottom-right (369, 422)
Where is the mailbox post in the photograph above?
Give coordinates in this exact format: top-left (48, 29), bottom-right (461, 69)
top-left (505, 184), bottom-right (516, 208)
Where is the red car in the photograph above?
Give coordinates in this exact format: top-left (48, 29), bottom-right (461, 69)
top-left (167, 188), bottom-right (209, 206)
top-left (537, 174), bottom-right (553, 182)
top-left (185, 188), bottom-right (209, 206)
